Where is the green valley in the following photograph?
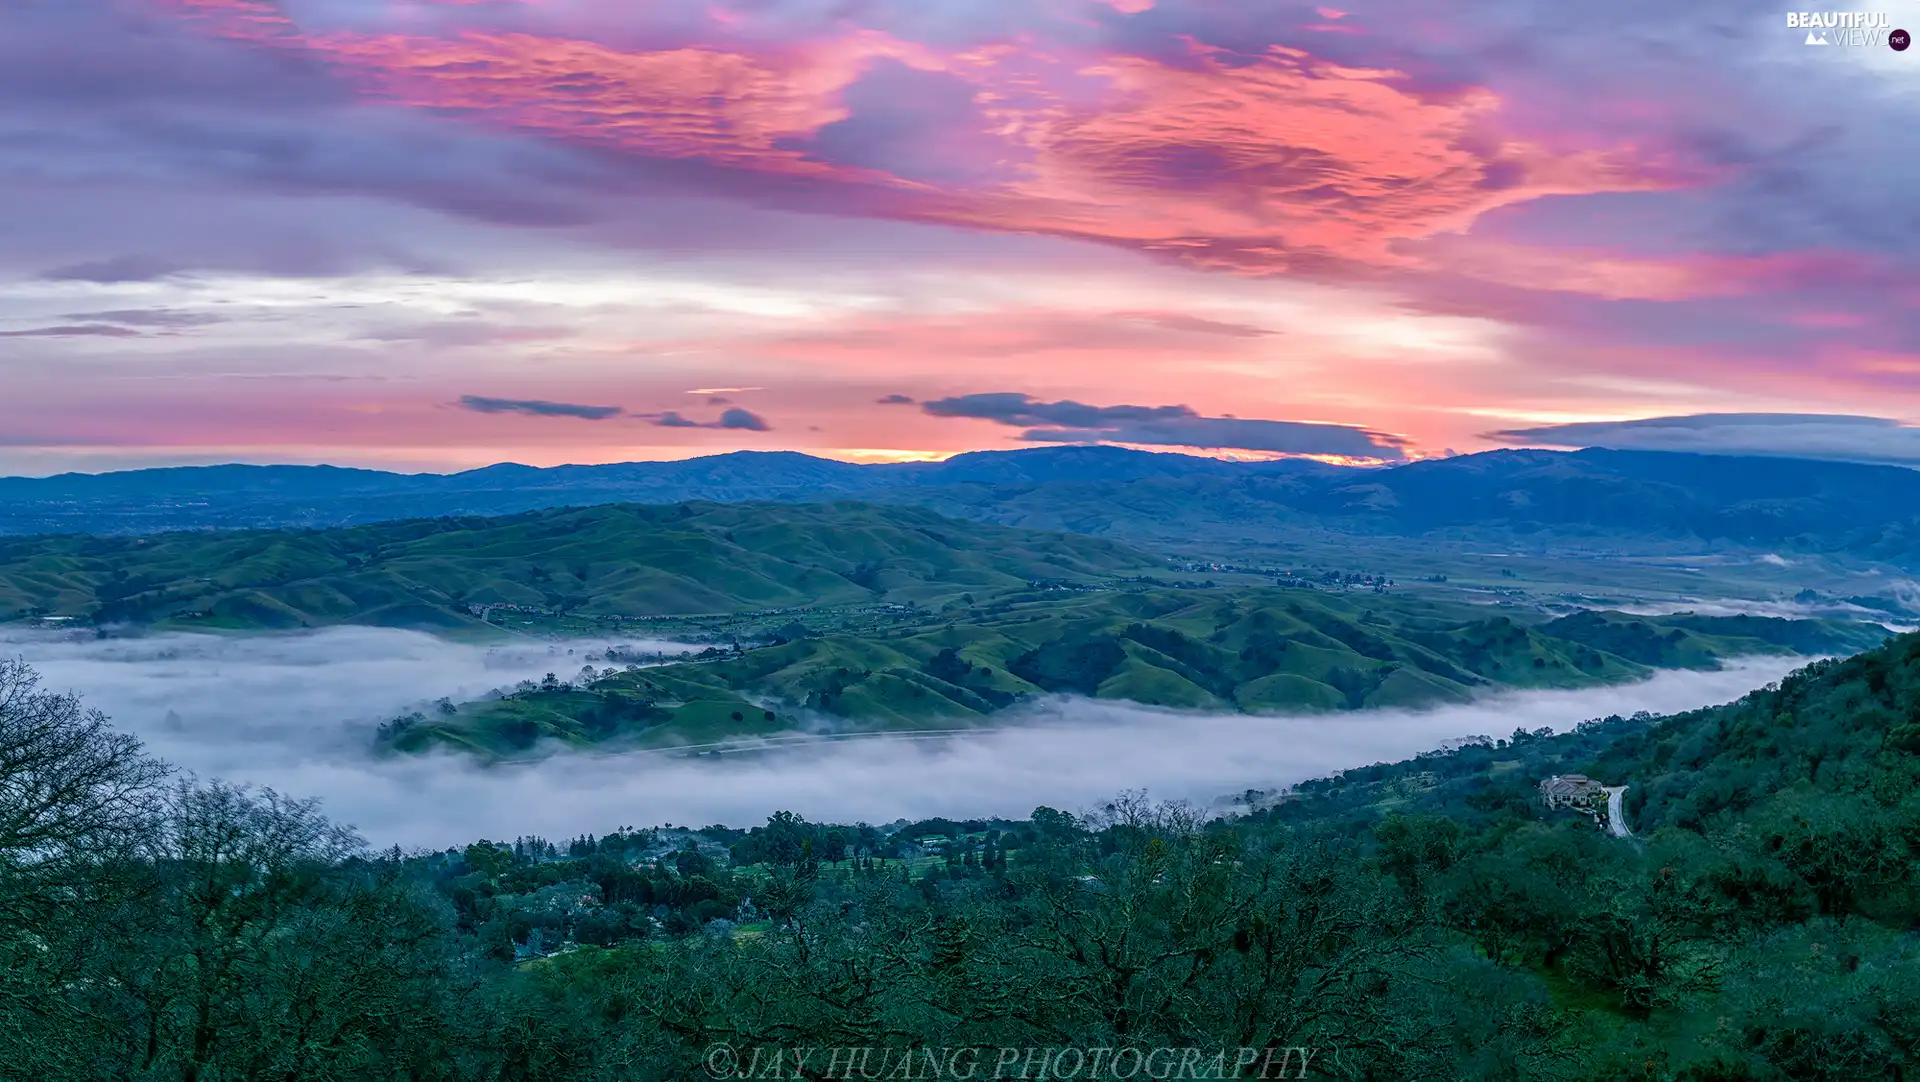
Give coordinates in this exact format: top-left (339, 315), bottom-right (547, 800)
top-left (0, 501), bottom-right (1158, 632)
top-left (1, 496), bottom-right (1890, 762)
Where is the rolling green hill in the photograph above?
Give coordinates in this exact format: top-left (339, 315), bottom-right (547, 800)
top-left (1278, 620), bottom-right (1920, 825)
top-left (0, 502), bottom-right (1160, 632)
top-left (389, 589), bottom-right (1890, 758)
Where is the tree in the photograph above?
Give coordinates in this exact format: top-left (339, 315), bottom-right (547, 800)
top-left (1030, 806), bottom-right (1077, 838)
top-left (1565, 842), bottom-right (1727, 1017)
top-left (0, 658), bottom-right (170, 1076)
top-left (0, 657), bottom-right (169, 925)
top-left (1749, 790), bottom-right (1911, 918)
top-left (465, 841), bottom-right (513, 878)
top-left (1375, 814), bottom-right (1462, 903)
top-left (926, 647), bottom-right (972, 684)
top-left (78, 782), bottom-right (455, 1081)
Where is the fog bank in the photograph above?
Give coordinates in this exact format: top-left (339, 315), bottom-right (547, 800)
top-left (4, 627), bottom-right (1806, 849)
top-left (1, 627), bottom-right (693, 777)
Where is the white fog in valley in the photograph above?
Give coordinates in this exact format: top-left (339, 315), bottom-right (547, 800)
top-left (3, 627), bottom-right (1809, 849)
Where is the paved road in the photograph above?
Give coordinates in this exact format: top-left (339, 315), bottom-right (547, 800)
top-left (1603, 786), bottom-right (1632, 838)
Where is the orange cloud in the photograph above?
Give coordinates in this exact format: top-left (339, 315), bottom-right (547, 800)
top-left (1847, 352), bottom-right (1920, 376)
top-left (151, 6), bottom-right (1682, 277)
top-left (1406, 239), bottom-right (1878, 302)
top-left (312, 30), bottom-right (951, 183)
top-left (938, 42), bottom-right (1670, 270)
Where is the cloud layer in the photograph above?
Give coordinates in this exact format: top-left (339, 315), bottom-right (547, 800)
top-left (649, 408), bottom-right (772, 431)
top-left (1491, 413), bottom-right (1920, 467)
top-left (924, 393), bottom-right (1407, 459)
top-left (3, 627), bottom-right (1803, 847)
top-left (458, 395), bottom-right (625, 420)
top-left (453, 397), bottom-right (773, 431)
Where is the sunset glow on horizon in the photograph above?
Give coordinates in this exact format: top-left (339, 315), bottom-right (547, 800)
top-left (3, 0), bottom-right (1916, 475)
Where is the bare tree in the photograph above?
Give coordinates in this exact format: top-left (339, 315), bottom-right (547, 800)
top-left (0, 656), bottom-right (169, 924)
top-left (0, 657), bottom-right (170, 1077)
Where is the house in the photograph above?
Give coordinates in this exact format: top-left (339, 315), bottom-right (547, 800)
top-left (1540, 774), bottom-right (1606, 811)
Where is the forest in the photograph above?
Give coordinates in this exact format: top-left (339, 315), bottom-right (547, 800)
top-left (4, 626), bottom-right (1919, 1081)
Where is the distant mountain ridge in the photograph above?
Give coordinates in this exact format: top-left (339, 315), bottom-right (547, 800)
top-left (0, 446), bottom-right (1334, 535)
top-left (7, 445), bottom-right (1920, 566)
top-left (907, 447), bottom-right (1920, 551)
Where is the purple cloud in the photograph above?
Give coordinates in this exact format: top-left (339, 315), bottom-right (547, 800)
top-left (645, 408), bottom-right (772, 431)
top-left (0, 324), bottom-right (146, 338)
top-left (1488, 413), bottom-right (1920, 467)
top-left (456, 395), bottom-right (624, 420)
top-left (39, 256), bottom-right (182, 283)
top-left (923, 393), bottom-right (1405, 459)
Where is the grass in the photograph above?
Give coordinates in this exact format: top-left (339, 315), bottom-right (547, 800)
top-left (390, 585), bottom-right (1891, 759)
top-left (0, 501), bottom-right (1163, 632)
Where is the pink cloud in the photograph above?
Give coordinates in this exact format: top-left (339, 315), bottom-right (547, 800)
top-left (150, 0), bottom-right (299, 40)
top-left (147, 7), bottom-right (1685, 280)
top-left (936, 43), bottom-right (1670, 271)
top-left (314, 31), bottom-right (920, 180)
top-left (50, 0), bottom-right (1903, 473)
top-left (1785, 311), bottom-right (1871, 330)
top-left (1405, 239), bottom-right (1891, 302)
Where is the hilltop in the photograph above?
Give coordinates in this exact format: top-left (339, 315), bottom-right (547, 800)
top-left (0, 501), bottom-right (1158, 632)
top-left (390, 588), bottom-right (1889, 757)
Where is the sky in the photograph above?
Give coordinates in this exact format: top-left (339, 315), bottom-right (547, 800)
top-left (1, 0), bottom-right (1917, 476)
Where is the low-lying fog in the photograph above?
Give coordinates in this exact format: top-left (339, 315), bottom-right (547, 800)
top-left (1613, 597), bottom-right (1897, 622)
top-left (4, 627), bottom-right (1809, 849)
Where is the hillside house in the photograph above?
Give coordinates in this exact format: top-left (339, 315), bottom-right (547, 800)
top-left (1540, 774), bottom-right (1606, 812)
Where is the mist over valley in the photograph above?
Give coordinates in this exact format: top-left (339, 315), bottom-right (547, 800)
top-left (6, 3), bottom-right (1918, 1063)
top-left (5, 625), bottom-right (1806, 847)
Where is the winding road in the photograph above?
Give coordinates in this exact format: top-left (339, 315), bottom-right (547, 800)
top-left (1603, 785), bottom-right (1632, 838)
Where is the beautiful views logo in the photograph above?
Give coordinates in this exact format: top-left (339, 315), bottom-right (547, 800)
top-left (1787, 11), bottom-right (1901, 46)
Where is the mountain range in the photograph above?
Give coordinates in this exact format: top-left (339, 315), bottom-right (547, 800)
top-left (0, 446), bottom-right (1325, 535)
top-left (8, 444), bottom-right (1920, 565)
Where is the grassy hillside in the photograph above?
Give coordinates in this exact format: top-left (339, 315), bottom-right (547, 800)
top-left (0, 502), bottom-right (1159, 632)
top-left (1269, 624), bottom-right (1920, 846)
top-left (390, 589), bottom-right (1888, 757)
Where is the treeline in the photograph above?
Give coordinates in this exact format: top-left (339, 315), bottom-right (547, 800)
top-left (5, 632), bottom-right (1920, 1080)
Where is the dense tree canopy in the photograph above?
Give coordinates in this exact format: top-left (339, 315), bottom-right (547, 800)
top-left (4, 630), bottom-right (1920, 1080)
